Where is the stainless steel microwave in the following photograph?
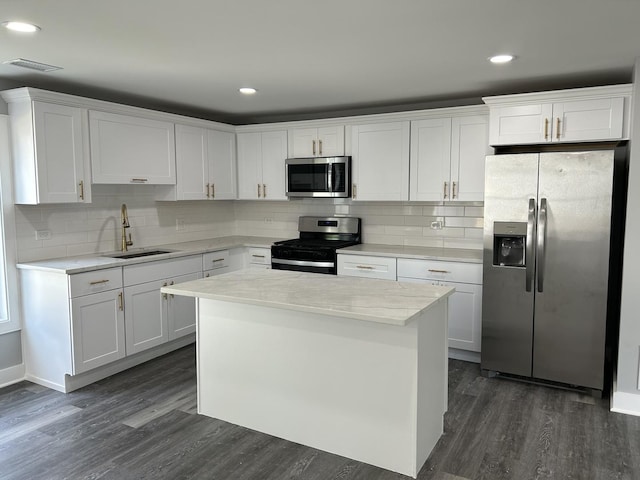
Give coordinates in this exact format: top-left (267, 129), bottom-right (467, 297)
top-left (285, 156), bottom-right (351, 198)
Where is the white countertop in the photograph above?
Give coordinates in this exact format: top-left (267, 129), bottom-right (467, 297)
top-left (339, 243), bottom-right (483, 263)
top-left (17, 235), bottom-right (284, 274)
top-left (161, 268), bottom-right (454, 326)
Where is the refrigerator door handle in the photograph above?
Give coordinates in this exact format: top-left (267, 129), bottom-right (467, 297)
top-left (537, 198), bottom-right (548, 292)
top-left (526, 198), bottom-right (536, 292)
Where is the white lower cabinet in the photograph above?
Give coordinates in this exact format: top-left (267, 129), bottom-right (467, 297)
top-left (397, 258), bottom-right (482, 353)
top-left (69, 268), bottom-right (125, 374)
top-left (246, 247), bottom-right (272, 269)
top-left (337, 254), bottom-right (397, 280)
top-left (123, 255), bottom-right (202, 355)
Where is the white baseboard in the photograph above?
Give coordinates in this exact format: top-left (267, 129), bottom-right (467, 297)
top-left (611, 390), bottom-right (640, 417)
top-left (448, 348), bottom-right (480, 363)
top-left (0, 363), bottom-right (25, 389)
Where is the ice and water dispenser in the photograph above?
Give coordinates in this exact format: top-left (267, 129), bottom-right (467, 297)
top-left (493, 222), bottom-right (526, 267)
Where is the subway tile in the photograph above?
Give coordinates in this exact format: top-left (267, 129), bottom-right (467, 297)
top-left (444, 217), bottom-right (483, 228)
top-left (422, 227), bottom-right (465, 238)
top-left (465, 206), bottom-right (484, 217)
top-left (404, 216), bottom-right (443, 227)
top-left (465, 228), bottom-right (484, 239)
top-left (422, 205), bottom-right (465, 217)
top-left (403, 236), bottom-right (444, 248)
top-left (385, 225), bottom-right (423, 236)
top-left (443, 237), bottom-right (483, 250)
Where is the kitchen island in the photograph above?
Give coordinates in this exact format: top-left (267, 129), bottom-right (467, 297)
top-left (162, 269), bottom-right (454, 478)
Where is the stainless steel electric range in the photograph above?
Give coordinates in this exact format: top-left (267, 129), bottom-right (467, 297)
top-left (271, 216), bottom-right (361, 275)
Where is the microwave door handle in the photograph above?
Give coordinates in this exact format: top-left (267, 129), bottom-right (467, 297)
top-left (526, 198), bottom-right (536, 292)
top-left (328, 163), bottom-right (333, 192)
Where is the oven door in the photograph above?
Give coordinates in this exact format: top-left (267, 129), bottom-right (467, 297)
top-left (286, 157), bottom-right (350, 198)
top-left (271, 244), bottom-right (337, 274)
top-left (271, 258), bottom-right (336, 275)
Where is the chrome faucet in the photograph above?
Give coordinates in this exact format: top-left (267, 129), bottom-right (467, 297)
top-left (121, 203), bottom-right (133, 251)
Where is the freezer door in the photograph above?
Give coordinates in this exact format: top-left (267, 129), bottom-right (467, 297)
top-left (481, 154), bottom-right (538, 377)
top-left (533, 151), bottom-right (614, 390)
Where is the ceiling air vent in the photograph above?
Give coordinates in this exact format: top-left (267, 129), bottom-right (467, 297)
top-left (2, 58), bottom-right (62, 72)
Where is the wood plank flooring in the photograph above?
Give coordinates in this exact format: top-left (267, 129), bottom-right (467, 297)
top-left (1, 345), bottom-right (639, 480)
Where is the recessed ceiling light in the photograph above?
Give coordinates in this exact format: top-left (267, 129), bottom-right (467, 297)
top-left (2, 21), bottom-right (41, 33)
top-left (239, 87), bottom-right (257, 95)
top-left (489, 54), bottom-right (515, 64)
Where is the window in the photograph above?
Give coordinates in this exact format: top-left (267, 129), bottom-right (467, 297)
top-left (0, 115), bottom-right (20, 334)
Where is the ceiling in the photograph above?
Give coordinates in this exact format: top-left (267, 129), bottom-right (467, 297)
top-left (0, 0), bottom-right (639, 124)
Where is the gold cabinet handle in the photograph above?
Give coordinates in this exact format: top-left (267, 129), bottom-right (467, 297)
top-left (263, 184), bottom-right (267, 198)
top-left (356, 265), bottom-right (374, 270)
top-left (312, 139), bottom-right (316, 156)
top-left (79, 180), bottom-right (84, 200)
top-left (318, 139), bottom-right (323, 155)
top-left (352, 183), bottom-right (357, 199)
top-left (206, 183), bottom-right (210, 198)
top-left (544, 118), bottom-right (549, 140)
top-left (556, 117), bottom-right (561, 140)
top-left (252, 254), bottom-right (265, 258)
top-left (257, 183), bottom-right (261, 198)
top-left (428, 269), bottom-right (451, 274)
top-left (118, 292), bottom-right (123, 311)
top-left (452, 181), bottom-right (457, 199)
top-left (162, 281), bottom-right (168, 300)
top-left (211, 183), bottom-right (215, 198)
top-left (211, 258), bottom-right (225, 263)
top-left (89, 279), bottom-right (110, 286)
top-left (444, 182), bottom-right (449, 199)
top-left (130, 178), bottom-right (148, 183)
top-left (169, 280), bottom-right (174, 298)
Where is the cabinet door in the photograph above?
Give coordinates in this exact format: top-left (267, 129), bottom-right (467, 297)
top-left (443, 281), bottom-right (482, 352)
top-left (450, 115), bottom-right (490, 202)
top-left (409, 118), bottom-right (451, 202)
top-left (32, 102), bottom-right (90, 203)
top-left (208, 129), bottom-right (237, 199)
top-left (351, 121), bottom-right (410, 201)
top-left (260, 130), bottom-right (288, 200)
top-left (124, 279), bottom-right (168, 354)
top-left (167, 272), bottom-right (201, 340)
top-left (175, 124), bottom-right (209, 200)
top-left (89, 110), bottom-right (176, 184)
top-left (71, 289), bottom-right (125, 374)
top-left (317, 126), bottom-right (344, 156)
top-left (237, 132), bottom-right (262, 199)
top-left (290, 127), bottom-right (317, 157)
top-left (397, 277), bottom-right (482, 352)
top-left (553, 97), bottom-right (624, 142)
top-left (488, 103), bottom-right (553, 145)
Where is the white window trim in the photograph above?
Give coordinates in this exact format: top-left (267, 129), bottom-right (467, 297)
top-left (0, 115), bottom-right (21, 334)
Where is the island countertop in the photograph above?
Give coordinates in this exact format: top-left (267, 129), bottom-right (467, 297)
top-left (161, 268), bottom-right (454, 326)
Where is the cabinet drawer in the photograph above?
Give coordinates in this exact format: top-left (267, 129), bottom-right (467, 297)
top-left (337, 254), bottom-right (397, 281)
top-left (397, 258), bottom-right (482, 284)
top-left (248, 248), bottom-right (271, 265)
top-left (69, 267), bottom-right (123, 298)
top-left (202, 250), bottom-right (230, 270)
top-left (124, 255), bottom-right (202, 286)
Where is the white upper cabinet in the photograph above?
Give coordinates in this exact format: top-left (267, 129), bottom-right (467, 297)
top-left (484, 85), bottom-right (631, 146)
top-left (289, 125), bottom-right (345, 157)
top-left (89, 110), bottom-right (176, 184)
top-left (351, 121), bottom-right (410, 201)
top-left (409, 114), bottom-right (489, 202)
top-left (237, 130), bottom-right (288, 200)
top-left (162, 124), bottom-right (236, 201)
top-left (1, 89), bottom-right (92, 204)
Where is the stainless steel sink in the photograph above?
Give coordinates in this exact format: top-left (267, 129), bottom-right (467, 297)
top-left (103, 249), bottom-right (174, 260)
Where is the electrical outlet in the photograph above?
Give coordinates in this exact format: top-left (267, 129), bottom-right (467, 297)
top-left (35, 229), bottom-right (51, 240)
top-left (430, 220), bottom-right (443, 230)
top-left (176, 219), bottom-right (186, 231)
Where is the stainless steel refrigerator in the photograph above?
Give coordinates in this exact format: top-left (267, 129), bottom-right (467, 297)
top-left (481, 150), bottom-right (617, 393)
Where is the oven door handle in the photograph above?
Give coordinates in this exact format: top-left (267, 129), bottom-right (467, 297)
top-left (271, 258), bottom-right (335, 268)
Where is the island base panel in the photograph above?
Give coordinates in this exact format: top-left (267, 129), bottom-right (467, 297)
top-left (196, 299), bottom-right (447, 478)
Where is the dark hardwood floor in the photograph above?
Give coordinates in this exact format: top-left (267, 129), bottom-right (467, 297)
top-left (1, 345), bottom-right (639, 480)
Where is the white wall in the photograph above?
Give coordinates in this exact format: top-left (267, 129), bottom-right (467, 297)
top-left (613, 58), bottom-right (640, 415)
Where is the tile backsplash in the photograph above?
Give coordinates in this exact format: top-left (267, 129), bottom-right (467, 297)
top-left (14, 190), bottom-right (483, 263)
